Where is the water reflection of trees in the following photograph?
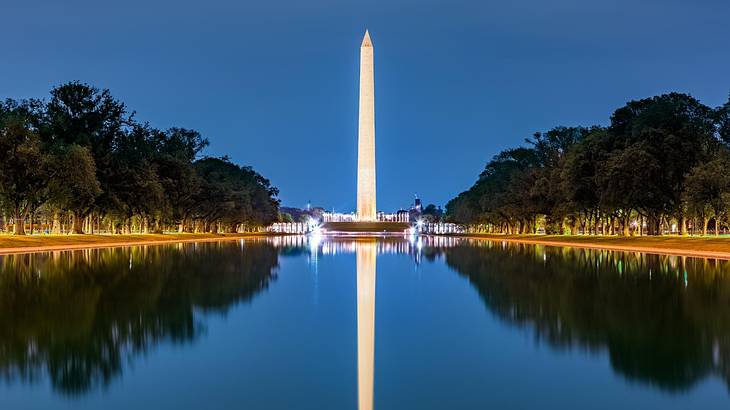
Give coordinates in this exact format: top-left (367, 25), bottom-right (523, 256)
top-left (0, 241), bottom-right (279, 396)
top-left (442, 242), bottom-right (730, 392)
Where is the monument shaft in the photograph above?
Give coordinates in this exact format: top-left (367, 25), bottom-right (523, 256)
top-left (357, 31), bottom-right (376, 221)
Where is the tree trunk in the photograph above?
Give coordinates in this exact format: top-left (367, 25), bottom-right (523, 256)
top-left (679, 215), bottom-right (687, 235)
top-left (703, 217), bottom-right (709, 236)
top-left (600, 218), bottom-right (606, 235)
top-left (149, 218), bottom-right (159, 234)
top-left (591, 215), bottom-right (596, 235)
top-left (608, 217), bottom-right (613, 235)
top-left (646, 215), bottom-right (661, 236)
top-left (715, 218), bottom-right (720, 236)
top-left (52, 212), bottom-right (61, 234)
top-left (71, 212), bottom-right (85, 234)
top-left (13, 212), bottom-right (26, 235)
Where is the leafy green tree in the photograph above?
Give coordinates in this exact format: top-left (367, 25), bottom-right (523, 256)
top-left (448, 92), bottom-right (723, 237)
top-left (152, 128), bottom-right (208, 231)
top-left (528, 127), bottom-right (594, 233)
top-left (599, 141), bottom-right (666, 234)
top-left (421, 204), bottom-right (443, 223)
top-left (48, 145), bottom-right (101, 234)
top-left (607, 93), bottom-right (716, 234)
top-left (106, 124), bottom-right (165, 233)
top-left (193, 157), bottom-right (279, 233)
top-left (445, 188), bottom-right (482, 225)
top-left (42, 82), bottom-right (131, 221)
top-left (683, 154), bottom-right (730, 235)
top-left (559, 130), bottom-right (604, 234)
top-left (0, 100), bottom-right (50, 235)
top-left (716, 95), bottom-right (730, 145)
top-left (0, 83), bottom-right (279, 234)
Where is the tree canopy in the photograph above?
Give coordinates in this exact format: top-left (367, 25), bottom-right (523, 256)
top-left (447, 92), bottom-right (730, 235)
top-left (0, 82), bottom-right (279, 234)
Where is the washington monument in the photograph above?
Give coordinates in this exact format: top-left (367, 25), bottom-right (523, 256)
top-left (357, 30), bottom-right (377, 221)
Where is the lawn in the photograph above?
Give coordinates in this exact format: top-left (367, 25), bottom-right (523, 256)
top-left (459, 233), bottom-right (730, 258)
top-left (0, 232), bottom-right (271, 254)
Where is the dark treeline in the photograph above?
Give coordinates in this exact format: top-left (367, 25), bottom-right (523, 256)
top-left (0, 241), bottom-right (279, 395)
top-left (0, 82), bottom-right (279, 235)
top-left (447, 92), bottom-right (730, 235)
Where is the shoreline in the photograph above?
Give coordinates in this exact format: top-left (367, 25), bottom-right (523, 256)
top-left (0, 233), bottom-right (277, 256)
top-left (453, 234), bottom-right (730, 260)
top-left (4, 232), bottom-right (730, 260)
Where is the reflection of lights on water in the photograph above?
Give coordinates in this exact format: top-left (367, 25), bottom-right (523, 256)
top-left (299, 238), bottom-right (459, 256)
top-left (308, 228), bottom-right (323, 269)
top-left (309, 226), bottom-right (322, 246)
top-left (714, 340), bottom-right (721, 365)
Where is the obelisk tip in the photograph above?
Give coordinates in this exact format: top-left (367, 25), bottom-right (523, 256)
top-left (361, 30), bottom-right (372, 48)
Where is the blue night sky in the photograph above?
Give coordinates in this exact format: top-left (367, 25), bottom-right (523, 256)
top-left (3, 0), bottom-right (729, 211)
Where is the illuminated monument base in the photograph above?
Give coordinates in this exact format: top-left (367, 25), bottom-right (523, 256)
top-left (321, 221), bottom-right (410, 234)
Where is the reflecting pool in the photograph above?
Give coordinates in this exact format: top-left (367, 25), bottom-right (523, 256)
top-left (1, 236), bottom-right (729, 409)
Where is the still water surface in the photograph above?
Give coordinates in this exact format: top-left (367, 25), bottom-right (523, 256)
top-left (1, 236), bottom-right (729, 409)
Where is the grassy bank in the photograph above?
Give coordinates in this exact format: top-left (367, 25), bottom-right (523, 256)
top-left (457, 233), bottom-right (730, 259)
top-left (0, 233), bottom-right (274, 255)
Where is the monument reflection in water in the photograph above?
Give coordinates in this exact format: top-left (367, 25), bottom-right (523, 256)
top-left (356, 240), bottom-right (376, 410)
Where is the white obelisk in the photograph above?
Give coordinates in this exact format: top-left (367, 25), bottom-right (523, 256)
top-left (357, 30), bottom-right (377, 221)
